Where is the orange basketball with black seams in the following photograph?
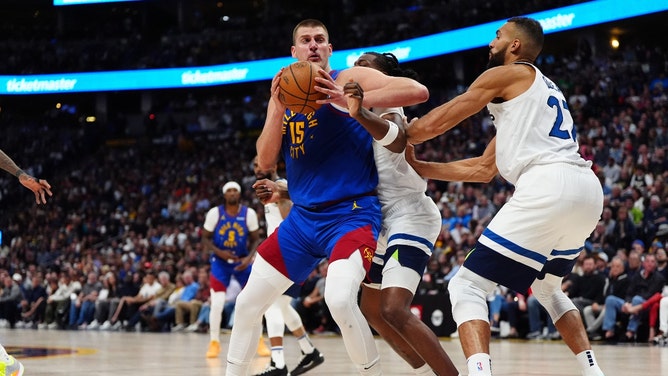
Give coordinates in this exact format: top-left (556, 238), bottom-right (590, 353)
top-left (278, 61), bottom-right (327, 114)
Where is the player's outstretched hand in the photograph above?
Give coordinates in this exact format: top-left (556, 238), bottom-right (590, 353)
top-left (19, 174), bottom-right (52, 204)
top-left (344, 80), bottom-right (364, 118)
top-left (252, 178), bottom-right (281, 205)
top-left (314, 69), bottom-right (345, 107)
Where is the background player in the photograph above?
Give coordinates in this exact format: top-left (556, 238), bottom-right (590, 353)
top-left (406, 17), bottom-right (605, 376)
top-left (0, 148), bottom-right (52, 376)
top-left (201, 181), bottom-right (260, 359)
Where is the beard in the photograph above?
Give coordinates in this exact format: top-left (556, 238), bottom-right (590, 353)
top-left (487, 47), bottom-right (506, 69)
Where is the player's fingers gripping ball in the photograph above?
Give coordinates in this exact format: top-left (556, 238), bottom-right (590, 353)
top-left (278, 61), bottom-right (327, 114)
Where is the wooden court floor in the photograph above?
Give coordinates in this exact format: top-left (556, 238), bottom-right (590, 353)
top-left (2, 328), bottom-right (666, 375)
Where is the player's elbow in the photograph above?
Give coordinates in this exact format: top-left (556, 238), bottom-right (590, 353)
top-left (414, 84), bottom-right (429, 104)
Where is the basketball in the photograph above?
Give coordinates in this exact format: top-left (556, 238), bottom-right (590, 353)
top-left (278, 61), bottom-right (327, 114)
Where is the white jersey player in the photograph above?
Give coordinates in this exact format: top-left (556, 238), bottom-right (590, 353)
top-left (406, 17), bottom-right (605, 376)
top-left (345, 51), bottom-right (459, 376)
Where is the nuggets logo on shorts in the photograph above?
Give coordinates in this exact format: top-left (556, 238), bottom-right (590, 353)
top-left (362, 247), bottom-right (374, 262)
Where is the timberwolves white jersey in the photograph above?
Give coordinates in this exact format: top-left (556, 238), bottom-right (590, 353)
top-left (264, 178), bottom-right (287, 236)
top-left (486, 62), bottom-right (590, 185)
top-left (372, 107), bottom-right (428, 213)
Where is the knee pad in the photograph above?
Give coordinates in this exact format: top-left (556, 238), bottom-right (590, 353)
top-left (530, 274), bottom-right (576, 322)
top-left (448, 267), bottom-right (496, 326)
top-left (325, 257), bottom-right (365, 320)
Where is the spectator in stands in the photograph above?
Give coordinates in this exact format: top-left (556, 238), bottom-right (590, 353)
top-left (656, 247), bottom-right (668, 281)
top-left (172, 268), bottom-right (209, 332)
top-left (68, 271), bottom-right (102, 330)
top-left (487, 285), bottom-right (527, 339)
top-left (88, 271), bottom-right (122, 330)
top-left (609, 206), bottom-right (637, 252)
top-left (569, 255), bottom-right (607, 324)
top-left (602, 157), bottom-right (622, 188)
top-left (626, 249), bottom-right (643, 279)
top-left (642, 195), bottom-right (667, 241)
top-left (126, 271), bottom-right (176, 331)
top-left (43, 270), bottom-right (82, 330)
top-left (420, 257), bottom-right (446, 294)
top-left (18, 274), bottom-right (48, 329)
top-left (0, 273), bottom-right (24, 329)
top-left (152, 270), bottom-right (198, 331)
top-left (584, 256), bottom-right (630, 340)
top-left (602, 253), bottom-right (665, 341)
top-left (101, 271), bottom-right (160, 331)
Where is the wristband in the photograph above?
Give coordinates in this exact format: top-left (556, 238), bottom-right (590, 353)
top-left (376, 120), bottom-right (400, 146)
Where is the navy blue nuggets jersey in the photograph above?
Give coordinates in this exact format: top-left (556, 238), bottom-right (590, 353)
top-left (280, 70), bottom-right (378, 208)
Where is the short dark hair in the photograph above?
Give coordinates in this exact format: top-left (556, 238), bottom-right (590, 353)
top-left (292, 19), bottom-right (329, 45)
top-left (507, 16), bottom-right (544, 58)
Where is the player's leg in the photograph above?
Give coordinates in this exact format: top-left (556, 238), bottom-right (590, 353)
top-left (277, 289), bottom-right (323, 375)
top-left (379, 249), bottom-right (459, 376)
top-left (448, 189), bottom-right (549, 376)
top-left (361, 228), bottom-right (427, 370)
top-left (327, 245), bottom-right (380, 376)
top-left (375, 194), bottom-right (458, 375)
top-left (207, 266), bottom-right (230, 359)
top-left (448, 265), bottom-right (497, 376)
top-left (530, 164), bottom-right (605, 376)
top-left (360, 285), bottom-right (424, 367)
top-left (226, 254), bottom-right (293, 376)
top-left (255, 299), bottom-right (288, 374)
top-left (532, 272), bottom-right (604, 376)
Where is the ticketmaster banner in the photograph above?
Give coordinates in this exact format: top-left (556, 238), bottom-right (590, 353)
top-left (4, 0), bottom-right (667, 94)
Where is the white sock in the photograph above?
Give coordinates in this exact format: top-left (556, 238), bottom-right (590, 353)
top-left (466, 353), bottom-right (492, 376)
top-left (412, 363), bottom-right (434, 375)
top-left (271, 346), bottom-right (285, 369)
top-left (297, 334), bottom-right (315, 354)
top-left (576, 350), bottom-right (605, 376)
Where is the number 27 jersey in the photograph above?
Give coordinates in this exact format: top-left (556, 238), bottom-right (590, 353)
top-left (486, 62), bottom-right (590, 185)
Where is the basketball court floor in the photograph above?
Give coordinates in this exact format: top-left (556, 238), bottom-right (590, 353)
top-left (3, 328), bottom-right (665, 375)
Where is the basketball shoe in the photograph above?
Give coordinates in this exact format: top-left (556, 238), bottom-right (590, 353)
top-left (206, 340), bottom-right (221, 358)
top-left (253, 360), bottom-right (288, 376)
top-left (257, 336), bottom-right (271, 357)
top-left (290, 348), bottom-right (324, 375)
top-left (0, 355), bottom-right (24, 376)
